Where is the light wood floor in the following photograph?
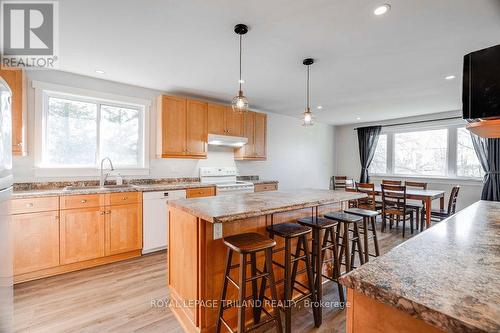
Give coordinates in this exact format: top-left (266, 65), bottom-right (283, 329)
top-left (14, 221), bottom-right (426, 333)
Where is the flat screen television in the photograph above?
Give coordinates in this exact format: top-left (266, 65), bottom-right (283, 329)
top-left (463, 44), bottom-right (500, 120)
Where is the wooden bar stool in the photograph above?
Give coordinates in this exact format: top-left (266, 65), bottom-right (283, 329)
top-left (216, 233), bottom-right (283, 333)
top-left (343, 208), bottom-right (380, 262)
top-left (266, 223), bottom-right (318, 333)
top-left (297, 216), bottom-right (344, 323)
top-left (324, 212), bottom-right (365, 273)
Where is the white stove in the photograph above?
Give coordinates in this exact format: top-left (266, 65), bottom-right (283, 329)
top-left (200, 167), bottom-right (254, 195)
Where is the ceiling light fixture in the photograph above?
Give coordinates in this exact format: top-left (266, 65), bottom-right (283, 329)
top-left (356, 117), bottom-right (361, 120)
top-left (231, 24), bottom-right (249, 113)
top-left (445, 75), bottom-right (456, 80)
top-left (95, 69), bottom-right (105, 74)
top-left (374, 4), bottom-right (391, 16)
top-left (317, 105), bottom-right (323, 109)
top-left (302, 58), bottom-right (315, 127)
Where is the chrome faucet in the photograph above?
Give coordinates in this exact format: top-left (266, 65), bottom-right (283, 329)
top-left (100, 157), bottom-right (115, 188)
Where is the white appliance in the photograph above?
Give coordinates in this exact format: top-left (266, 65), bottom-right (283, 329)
top-left (207, 134), bottom-right (248, 147)
top-left (0, 77), bottom-right (13, 333)
top-left (142, 190), bottom-right (186, 254)
top-left (200, 167), bottom-right (254, 195)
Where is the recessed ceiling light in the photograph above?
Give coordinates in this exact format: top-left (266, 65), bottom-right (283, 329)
top-left (374, 4), bottom-right (391, 16)
top-left (356, 117), bottom-right (361, 120)
top-left (95, 69), bottom-right (105, 74)
top-left (445, 75), bottom-right (456, 80)
top-left (317, 105), bottom-right (323, 109)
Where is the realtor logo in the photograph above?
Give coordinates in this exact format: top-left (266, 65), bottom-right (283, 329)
top-left (1, 1), bottom-right (59, 69)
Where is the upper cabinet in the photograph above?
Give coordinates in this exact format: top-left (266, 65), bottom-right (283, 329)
top-left (0, 68), bottom-right (27, 155)
top-left (208, 103), bottom-right (243, 137)
top-left (157, 95), bottom-right (207, 159)
top-left (157, 95), bottom-right (265, 160)
top-left (235, 111), bottom-right (267, 160)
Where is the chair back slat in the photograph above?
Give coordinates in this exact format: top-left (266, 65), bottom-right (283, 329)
top-left (382, 180), bottom-right (402, 186)
top-left (381, 184), bottom-right (407, 213)
top-left (356, 182), bottom-right (376, 210)
top-left (448, 186), bottom-right (460, 214)
top-left (333, 176), bottom-right (347, 189)
top-left (404, 181), bottom-right (427, 190)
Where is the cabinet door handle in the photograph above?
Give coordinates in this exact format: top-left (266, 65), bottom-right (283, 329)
top-left (106, 211), bottom-right (111, 215)
top-left (122, 197), bottom-right (128, 200)
top-left (81, 199), bottom-right (87, 203)
top-left (26, 202), bottom-right (34, 208)
top-left (100, 211), bottom-right (105, 215)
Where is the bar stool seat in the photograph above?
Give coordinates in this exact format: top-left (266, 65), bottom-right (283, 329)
top-left (224, 233), bottom-right (277, 253)
top-left (267, 222), bottom-right (311, 238)
top-left (297, 216), bottom-right (337, 229)
top-left (324, 211), bottom-right (363, 223)
top-left (344, 208), bottom-right (379, 218)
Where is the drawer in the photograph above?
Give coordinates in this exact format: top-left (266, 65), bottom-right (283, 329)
top-left (11, 196), bottom-right (59, 215)
top-left (60, 194), bottom-right (104, 210)
top-left (254, 183), bottom-right (278, 192)
top-left (186, 187), bottom-right (215, 198)
top-left (109, 192), bottom-right (141, 206)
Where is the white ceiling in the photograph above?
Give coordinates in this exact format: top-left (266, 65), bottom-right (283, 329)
top-left (58, 0), bottom-right (500, 125)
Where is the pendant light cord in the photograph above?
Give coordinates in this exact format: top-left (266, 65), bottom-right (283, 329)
top-left (239, 34), bottom-right (242, 91)
top-left (306, 65), bottom-right (310, 110)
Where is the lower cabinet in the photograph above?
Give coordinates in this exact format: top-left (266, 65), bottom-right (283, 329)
top-left (11, 192), bottom-right (143, 283)
top-left (60, 207), bottom-right (106, 265)
top-left (12, 211), bottom-right (60, 275)
top-left (106, 203), bottom-right (142, 256)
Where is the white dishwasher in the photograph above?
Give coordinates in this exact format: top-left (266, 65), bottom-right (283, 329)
top-left (142, 190), bottom-right (186, 254)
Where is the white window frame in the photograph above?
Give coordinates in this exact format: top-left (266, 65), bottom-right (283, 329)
top-left (370, 120), bottom-right (483, 183)
top-left (33, 81), bottom-right (151, 177)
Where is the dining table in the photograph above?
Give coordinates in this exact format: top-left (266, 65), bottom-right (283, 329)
top-left (373, 186), bottom-right (446, 228)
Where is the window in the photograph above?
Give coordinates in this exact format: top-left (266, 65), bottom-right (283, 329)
top-left (36, 85), bottom-right (148, 172)
top-left (457, 128), bottom-right (483, 178)
top-left (369, 134), bottom-right (387, 174)
top-left (369, 125), bottom-right (483, 179)
top-left (394, 129), bottom-right (448, 176)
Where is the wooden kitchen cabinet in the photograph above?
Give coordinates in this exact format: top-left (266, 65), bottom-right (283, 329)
top-left (235, 111), bottom-right (267, 160)
top-left (208, 103), bottom-right (244, 136)
top-left (106, 203), bottom-right (142, 256)
top-left (157, 95), bottom-right (207, 158)
top-left (12, 211), bottom-right (60, 275)
top-left (0, 67), bottom-right (27, 155)
top-left (60, 206), bottom-right (106, 265)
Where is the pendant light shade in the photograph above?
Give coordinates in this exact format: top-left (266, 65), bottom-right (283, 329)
top-left (232, 24), bottom-right (249, 113)
top-left (302, 58), bottom-right (315, 127)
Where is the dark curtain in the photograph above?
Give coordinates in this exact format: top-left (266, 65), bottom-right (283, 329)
top-left (357, 126), bottom-right (382, 183)
top-left (470, 133), bottom-right (500, 201)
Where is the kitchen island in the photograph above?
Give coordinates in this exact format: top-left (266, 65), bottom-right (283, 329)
top-left (167, 189), bottom-right (366, 333)
top-left (340, 200), bottom-right (500, 333)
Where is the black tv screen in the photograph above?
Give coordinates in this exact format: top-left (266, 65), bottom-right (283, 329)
top-left (463, 44), bottom-right (500, 120)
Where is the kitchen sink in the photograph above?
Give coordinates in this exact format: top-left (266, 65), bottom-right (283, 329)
top-left (63, 184), bottom-right (135, 191)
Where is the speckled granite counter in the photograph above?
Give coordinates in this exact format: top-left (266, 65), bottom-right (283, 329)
top-left (169, 189), bottom-right (366, 223)
top-left (340, 200), bottom-right (500, 333)
top-left (12, 179), bottom-right (214, 199)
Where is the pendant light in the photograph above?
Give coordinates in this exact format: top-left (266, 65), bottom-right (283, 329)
top-left (231, 24), bottom-right (249, 113)
top-left (302, 58), bottom-right (314, 126)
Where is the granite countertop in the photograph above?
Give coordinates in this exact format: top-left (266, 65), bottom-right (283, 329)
top-left (12, 180), bottom-right (215, 199)
top-left (340, 200), bottom-right (500, 333)
top-left (169, 189), bottom-right (366, 223)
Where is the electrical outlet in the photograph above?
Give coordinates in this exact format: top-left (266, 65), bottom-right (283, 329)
top-left (213, 223), bottom-right (222, 240)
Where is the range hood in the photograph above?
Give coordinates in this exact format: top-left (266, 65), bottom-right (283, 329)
top-left (208, 134), bottom-right (248, 147)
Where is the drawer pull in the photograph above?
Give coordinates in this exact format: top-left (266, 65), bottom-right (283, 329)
top-left (26, 203), bottom-right (34, 208)
top-left (81, 199), bottom-right (87, 203)
top-left (122, 197), bottom-right (128, 200)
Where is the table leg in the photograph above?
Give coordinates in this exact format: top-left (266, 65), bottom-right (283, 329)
top-left (440, 196), bottom-right (445, 210)
top-left (425, 197), bottom-right (431, 229)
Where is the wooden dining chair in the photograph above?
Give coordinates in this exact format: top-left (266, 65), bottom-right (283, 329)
top-left (381, 184), bottom-right (414, 238)
top-left (332, 176), bottom-right (348, 190)
top-left (426, 186), bottom-right (460, 225)
top-left (355, 183), bottom-right (378, 211)
top-left (404, 181), bottom-right (427, 231)
top-left (345, 186), bottom-right (359, 208)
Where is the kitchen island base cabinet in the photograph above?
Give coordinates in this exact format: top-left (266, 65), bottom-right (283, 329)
top-left (346, 289), bottom-right (445, 333)
top-left (168, 203), bottom-right (341, 333)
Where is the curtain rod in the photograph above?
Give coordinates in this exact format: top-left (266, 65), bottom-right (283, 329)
top-left (353, 116), bottom-right (463, 131)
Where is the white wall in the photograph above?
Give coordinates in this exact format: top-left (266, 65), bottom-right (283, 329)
top-left (334, 111), bottom-right (483, 210)
top-left (13, 70), bottom-right (335, 189)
